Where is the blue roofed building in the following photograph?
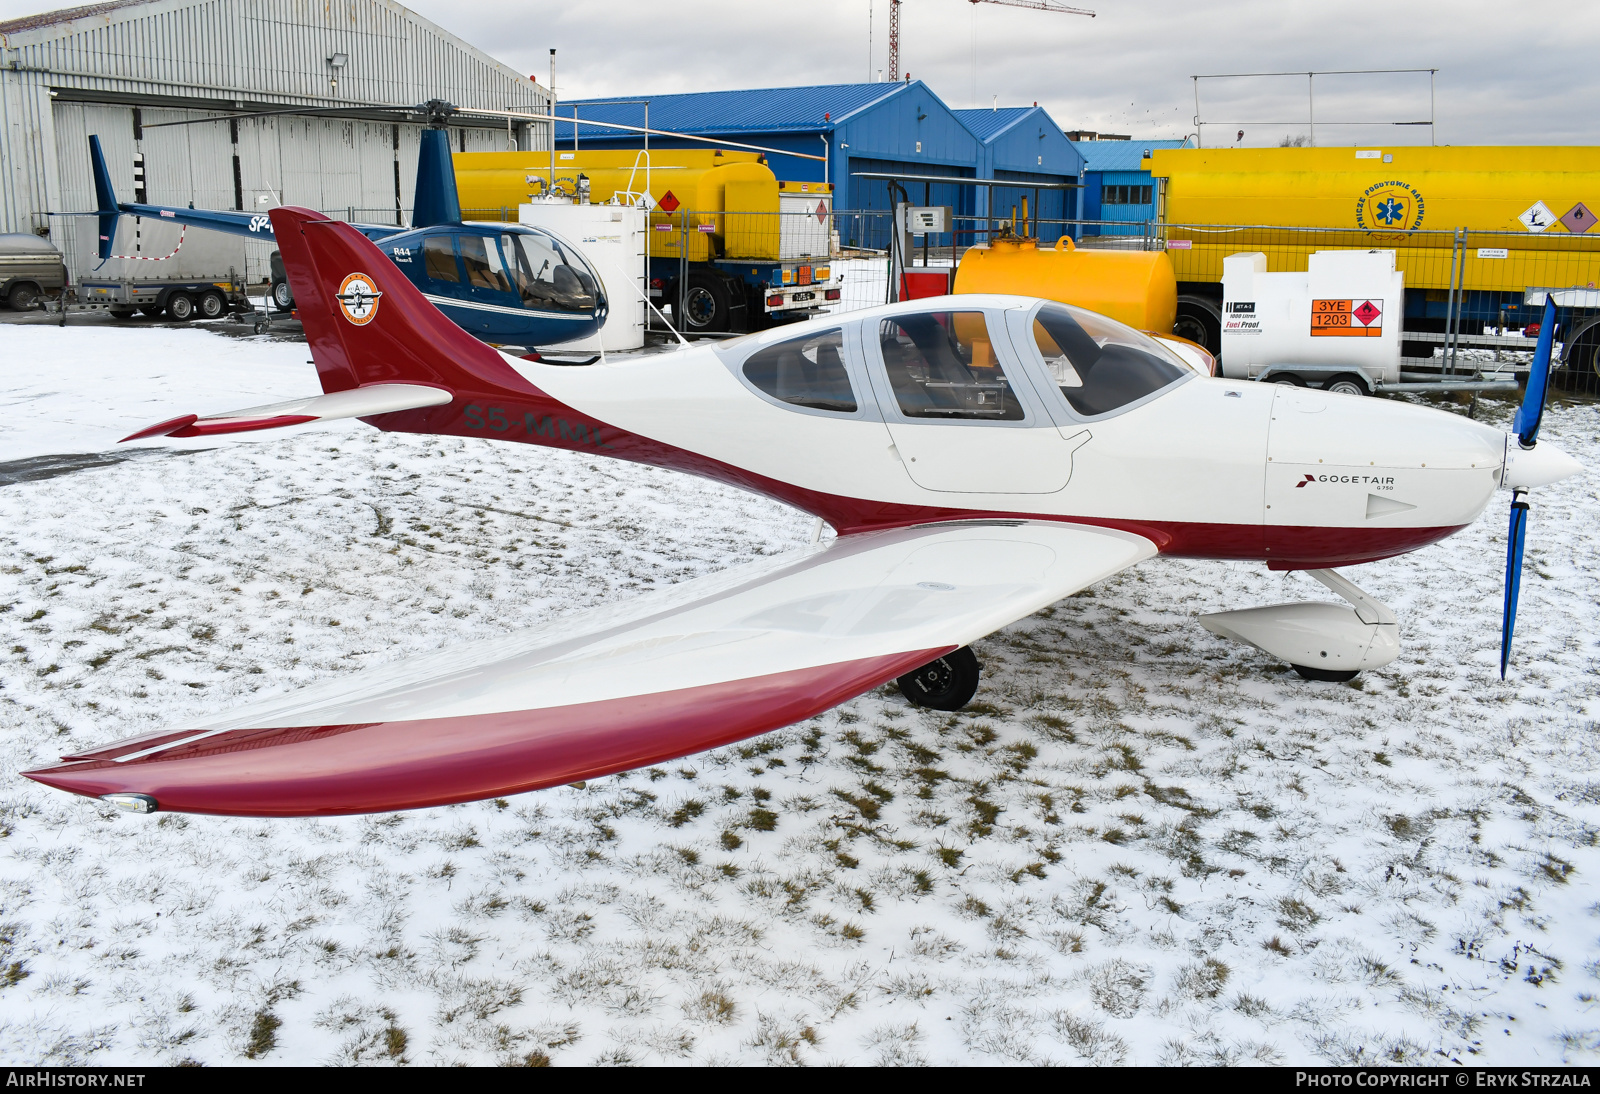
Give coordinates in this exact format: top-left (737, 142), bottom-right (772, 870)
top-left (1072, 136), bottom-right (1193, 236)
top-left (953, 106), bottom-right (1083, 244)
top-left (557, 84), bottom-right (1085, 253)
top-left (556, 82), bottom-right (986, 244)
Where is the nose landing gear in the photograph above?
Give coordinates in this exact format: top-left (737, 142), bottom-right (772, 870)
top-left (897, 647), bottom-right (980, 710)
top-left (1199, 569), bottom-right (1400, 682)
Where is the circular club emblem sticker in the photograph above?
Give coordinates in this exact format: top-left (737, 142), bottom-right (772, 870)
top-left (336, 272), bottom-right (383, 325)
top-left (1355, 180), bottom-right (1425, 233)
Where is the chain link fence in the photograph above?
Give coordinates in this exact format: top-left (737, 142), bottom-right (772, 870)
top-left (390, 206), bottom-right (1600, 391)
top-left (1160, 223), bottom-right (1600, 387)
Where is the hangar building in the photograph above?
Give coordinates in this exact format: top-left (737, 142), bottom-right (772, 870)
top-left (1071, 136), bottom-right (1192, 236)
top-left (556, 82), bottom-right (981, 215)
top-left (951, 106), bottom-right (1083, 244)
top-left (557, 82), bottom-right (1081, 250)
top-left (0, 0), bottom-right (549, 286)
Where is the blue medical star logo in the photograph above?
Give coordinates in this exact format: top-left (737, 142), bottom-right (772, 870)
top-left (1376, 197), bottom-right (1405, 225)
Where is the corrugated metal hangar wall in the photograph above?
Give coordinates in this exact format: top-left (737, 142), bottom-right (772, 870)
top-left (0, 0), bottom-right (550, 285)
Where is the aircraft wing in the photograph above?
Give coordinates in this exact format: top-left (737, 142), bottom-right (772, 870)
top-left (24, 521), bottom-right (1155, 817)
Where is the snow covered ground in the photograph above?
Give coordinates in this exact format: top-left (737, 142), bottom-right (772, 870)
top-left (0, 322), bottom-right (1596, 1066)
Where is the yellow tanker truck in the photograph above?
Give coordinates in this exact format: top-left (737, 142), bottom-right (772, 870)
top-left (1147, 146), bottom-right (1600, 369)
top-left (454, 149), bottom-right (839, 333)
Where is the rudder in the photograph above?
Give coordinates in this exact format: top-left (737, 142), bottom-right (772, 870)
top-left (268, 205), bottom-right (531, 399)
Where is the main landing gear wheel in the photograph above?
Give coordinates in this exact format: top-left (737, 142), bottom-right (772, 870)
top-left (1292, 664), bottom-right (1360, 683)
top-left (897, 647), bottom-right (981, 711)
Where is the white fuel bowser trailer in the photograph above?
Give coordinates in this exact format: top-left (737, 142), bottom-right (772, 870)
top-left (1220, 249), bottom-right (1521, 397)
top-left (1221, 249), bottom-right (1403, 394)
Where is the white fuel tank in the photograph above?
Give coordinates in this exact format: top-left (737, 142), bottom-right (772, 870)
top-left (519, 202), bottom-right (647, 351)
top-left (1220, 249), bottom-right (1404, 382)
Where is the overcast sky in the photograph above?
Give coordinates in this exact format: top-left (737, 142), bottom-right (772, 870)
top-left (3, 0), bottom-right (1595, 146)
top-left (399, 0), bottom-right (1597, 148)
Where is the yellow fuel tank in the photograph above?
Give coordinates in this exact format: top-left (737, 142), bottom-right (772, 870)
top-left (1147, 146), bottom-right (1600, 293)
top-left (953, 237), bottom-right (1177, 333)
top-left (453, 149), bottom-right (781, 263)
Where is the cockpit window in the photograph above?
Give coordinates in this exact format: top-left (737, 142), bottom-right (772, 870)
top-left (502, 231), bottom-right (601, 314)
top-left (878, 312), bottom-right (1024, 421)
top-left (1029, 302), bottom-right (1189, 417)
top-left (423, 235), bottom-right (459, 283)
top-left (742, 329), bottom-right (856, 413)
top-left (460, 235), bottom-right (512, 293)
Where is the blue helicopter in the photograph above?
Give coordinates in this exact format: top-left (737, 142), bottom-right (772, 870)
top-left (88, 105), bottom-right (607, 349)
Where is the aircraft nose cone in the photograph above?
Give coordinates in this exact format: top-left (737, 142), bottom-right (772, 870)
top-left (1503, 441), bottom-right (1583, 490)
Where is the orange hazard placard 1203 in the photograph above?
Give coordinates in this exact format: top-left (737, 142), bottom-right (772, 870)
top-left (1311, 299), bottom-right (1382, 337)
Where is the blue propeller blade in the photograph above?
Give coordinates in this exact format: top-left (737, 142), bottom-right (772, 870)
top-left (1501, 492), bottom-right (1529, 679)
top-left (1513, 295), bottom-right (1558, 447)
top-left (1502, 294), bottom-right (1558, 677)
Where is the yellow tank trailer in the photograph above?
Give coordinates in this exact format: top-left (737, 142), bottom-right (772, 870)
top-left (953, 236), bottom-right (1177, 334)
top-left (1146, 146), bottom-right (1600, 355)
top-left (454, 149), bottom-right (838, 332)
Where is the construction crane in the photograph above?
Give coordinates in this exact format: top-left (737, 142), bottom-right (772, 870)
top-left (886, 0), bottom-right (1095, 82)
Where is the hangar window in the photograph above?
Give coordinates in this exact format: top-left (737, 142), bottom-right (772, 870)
top-left (742, 328), bottom-right (856, 413)
top-left (423, 235), bottom-right (460, 283)
top-left (878, 312), bottom-right (1024, 421)
top-left (1028, 301), bottom-right (1189, 417)
top-left (502, 231), bottom-right (601, 313)
top-left (1102, 185), bottom-right (1153, 206)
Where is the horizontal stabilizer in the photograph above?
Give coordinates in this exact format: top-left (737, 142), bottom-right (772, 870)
top-left (119, 383), bottom-right (453, 442)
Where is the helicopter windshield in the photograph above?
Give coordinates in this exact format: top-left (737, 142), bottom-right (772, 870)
top-left (499, 230), bottom-right (602, 314)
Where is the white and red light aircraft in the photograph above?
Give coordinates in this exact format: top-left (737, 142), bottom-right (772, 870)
top-left (23, 207), bottom-right (1582, 818)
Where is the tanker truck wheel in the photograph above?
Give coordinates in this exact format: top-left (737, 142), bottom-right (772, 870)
top-left (1568, 330), bottom-right (1600, 383)
top-left (6, 282), bottom-right (40, 310)
top-left (1326, 374), bottom-right (1368, 397)
top-left (1174, 295), bottom-right (1221, 355)
top-left (680, 272), bottom-right (731, 333)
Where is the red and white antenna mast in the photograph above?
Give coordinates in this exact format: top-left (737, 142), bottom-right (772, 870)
top-left (888, 0), bottom-right (902, 82)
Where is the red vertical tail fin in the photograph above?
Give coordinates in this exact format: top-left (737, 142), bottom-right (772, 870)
top-left (269, 206), bottom-right (532, 398)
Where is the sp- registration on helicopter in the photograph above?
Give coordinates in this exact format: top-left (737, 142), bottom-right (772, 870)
top-left (86, 106), bottom-right (607, 349)
top-left (23, 207), bottom-right (1583, 818)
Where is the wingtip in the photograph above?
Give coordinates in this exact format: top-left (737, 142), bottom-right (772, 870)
top-left (120, 414), bottom-right (198, 443)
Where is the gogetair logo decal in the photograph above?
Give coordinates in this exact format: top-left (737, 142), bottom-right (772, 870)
top-left (1297, 473), bottom-right (1398, 488)
top-left (336, 272), bottom-right (383, 326)
top-left (1355, 180), bottom-right (1425, 232)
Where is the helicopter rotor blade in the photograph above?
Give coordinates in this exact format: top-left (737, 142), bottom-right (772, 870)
top-left (451, 107), bottom-right (829, 162)
top-left (140, 101), bottom-right (441, 129)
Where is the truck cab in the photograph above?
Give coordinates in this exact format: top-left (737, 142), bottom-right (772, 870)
top-left (0, 233), bottom-right (66, 310)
